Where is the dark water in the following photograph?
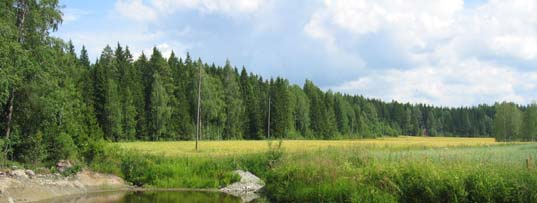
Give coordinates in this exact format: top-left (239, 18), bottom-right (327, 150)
top-left (36, 191), bottom-right (245, 203)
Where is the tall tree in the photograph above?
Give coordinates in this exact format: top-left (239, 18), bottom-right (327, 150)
top-left (222, 60), bottom-right (244, 139)
top-left (493, 102), bottom-right (522, 141)
top-left (168, 52), bottom-right (193, 140)
top-left (150, 73), bottom-right (171, 141)
top-left (523, 103), bottom-right (537, 141)
top-left (270, 78), bottom-right (292, 138)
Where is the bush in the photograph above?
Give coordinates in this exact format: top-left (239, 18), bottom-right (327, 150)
top-left (266, 140), bottom-right (284, 168)
top-left (49, 132), bottom-right (78, 161)
top-left (120, 153), bottom-right (157, 186)
top-left (13, 131), bottom-right (47, 164)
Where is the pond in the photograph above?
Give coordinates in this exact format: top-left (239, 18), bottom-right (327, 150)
top-left (35, 191), bottom-right (253, 203)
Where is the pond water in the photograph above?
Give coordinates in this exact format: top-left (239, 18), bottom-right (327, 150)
top-left (36, 191), bottom-right (248, 203)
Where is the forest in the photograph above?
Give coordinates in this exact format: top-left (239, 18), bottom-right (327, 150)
top-left (1, 0), bottom-right (536, 165)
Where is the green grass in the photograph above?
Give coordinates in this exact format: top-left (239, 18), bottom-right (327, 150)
top-left (91, 138), bottom-right (537, 203)
top-left (265, 144), bottom-right (537, 202)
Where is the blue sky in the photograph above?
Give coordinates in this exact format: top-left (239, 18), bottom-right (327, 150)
top-left (55, 0), bottom-right (537, 107)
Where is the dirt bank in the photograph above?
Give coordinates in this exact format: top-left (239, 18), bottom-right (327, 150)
top-left (0, 170), bottom-right (128, 203)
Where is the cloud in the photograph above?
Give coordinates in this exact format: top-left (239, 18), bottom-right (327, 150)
top-left (115, 0), bottom-right (159, 22)
top-left (62, 8), bottom-right (91, 23)
top-left (332, 59), bottom-right (537, 106)
top-left (115, 0), bottom-right (266, 22)
top-left (152, 0), bottom-right (264, 14)
top-left (309, 0), bottom-right (537, 105)
top-left (306, 0), bottom-right (464, 50)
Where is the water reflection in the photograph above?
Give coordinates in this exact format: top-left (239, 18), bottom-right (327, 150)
top-left (37, 191), bottom-right (243, 203)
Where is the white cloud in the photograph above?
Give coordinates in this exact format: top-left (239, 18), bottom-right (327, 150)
top-left (307, 0), bottom-right (537, 61)
top-left (115, 0), bottom-right (266, 22)
top-left (307, 0), bottom-right (464, 51)
top-left (332, 59), bottom-right (537, 106)
top-left (309, 0), bottom-right (537, 105)
top-left (62, 8), bottom-right (91, 23)
top-left (115, 0), bottom-right (159, 22)
top-left (152, 0), bottom-right (263, 14)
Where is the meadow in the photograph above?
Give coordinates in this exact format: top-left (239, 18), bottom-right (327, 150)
top-left (114, 136), bottom-right (498, 157)
top-left (90, 137), bottom-right (537, 203)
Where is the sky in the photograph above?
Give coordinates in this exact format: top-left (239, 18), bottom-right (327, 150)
top-left (54, 0), bottom-right (537, 107)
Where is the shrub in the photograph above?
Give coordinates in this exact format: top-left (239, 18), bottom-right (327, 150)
top-left (266, 140), bottom-right (284, 168)
top-left (120, 153), bottom-right (157, 186)
top-left (49, 132), bottom-right (78, 161)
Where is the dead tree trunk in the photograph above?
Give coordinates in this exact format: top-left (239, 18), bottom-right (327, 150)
top-left (4, 87), bottom-right (14, 162)
top-left (267, 96), bottom-right (271, 139)
top-left (195, 64), bottom-right (202, 151)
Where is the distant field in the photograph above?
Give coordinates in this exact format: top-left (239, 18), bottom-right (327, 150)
top-left (115, 136), bottom-right (499, 157)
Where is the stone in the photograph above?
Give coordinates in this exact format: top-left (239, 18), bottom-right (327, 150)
top-left (25, 170), bottom-right (35, 177)
top-left (220, 170), bottom-right (265, 202)
top-left (56, 160), bottom-right (73, 173)
top-left (10, 169), bottom-right (28, 179)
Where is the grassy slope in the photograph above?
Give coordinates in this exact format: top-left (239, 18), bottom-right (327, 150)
top-left (91, 137), bottom-right (537, 203)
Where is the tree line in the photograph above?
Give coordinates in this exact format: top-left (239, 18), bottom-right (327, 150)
top-left (1, 0), bottom-right (536, 164)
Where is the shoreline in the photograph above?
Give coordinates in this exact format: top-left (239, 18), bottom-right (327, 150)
top-left (0, 169), bottom-right (259, 203)
top-left (0, 170), bottom-right (128, 203)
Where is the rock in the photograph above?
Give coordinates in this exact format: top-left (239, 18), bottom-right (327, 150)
top-left (220, 170), bottom-right (265, 202)
top-left (56, 160), bottom-right (73, 173)
top-left (10, 169), bottom-right (28, 179)
top-left (8, 197), bottom-right (14, 203)
top-left (25, 169), bottom-right (35, 177)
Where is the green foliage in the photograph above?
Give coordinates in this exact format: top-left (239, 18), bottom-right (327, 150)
top-left (266, 140), bottom-right (284, 168)
top-left (493, 102), bottom-right (523, 141)
top-left (14, 131), bottom-right (46, 164)
top-left (49, 132), bottom-right (78, 161)
top-left (523, 104), bottom-right (537, 141)
top-left (264, 145), bottom-right (537, 203)
top-left (121, 153), bottom-right (157, 186)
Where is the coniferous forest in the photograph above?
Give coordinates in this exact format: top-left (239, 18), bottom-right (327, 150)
top-left (1, 0), bottom-right (537, 164)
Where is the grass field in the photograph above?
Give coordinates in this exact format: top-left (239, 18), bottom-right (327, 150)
top-left (94, 137), bottom-right (537, 202)
top-left (115, 136), bottom-right (499, 157)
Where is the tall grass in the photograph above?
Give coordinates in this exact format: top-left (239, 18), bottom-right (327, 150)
top-left (265, 144), bottom-right (537, 203)
top-left (90, 144), bottom-right (276, 188)
top-left (93, 138), bottom-right (537, 202)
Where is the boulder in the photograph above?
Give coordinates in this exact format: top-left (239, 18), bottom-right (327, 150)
top-left (220, 170), bottom-right (265, 202)
top-left (10, 169), bottom-right (28, 179)
top-left (56, 160), bottom-right (73, 173)
top-left (25, 169), bottom-right (35, 177)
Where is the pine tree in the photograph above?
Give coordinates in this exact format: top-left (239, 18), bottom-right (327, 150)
top-left (270, 78), bottom-right (292, 138)
top-left (168, 52), bottom-right (193, 140)
top-left (290, 85), bottom-right (311, 137)
top-left (222, 60), bottom-right (244, 139)
top-left (150, 73), bottom-right (171, 141)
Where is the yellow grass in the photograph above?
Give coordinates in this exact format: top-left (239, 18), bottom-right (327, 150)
top-left (115, 136), bottom-right (499, 157)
